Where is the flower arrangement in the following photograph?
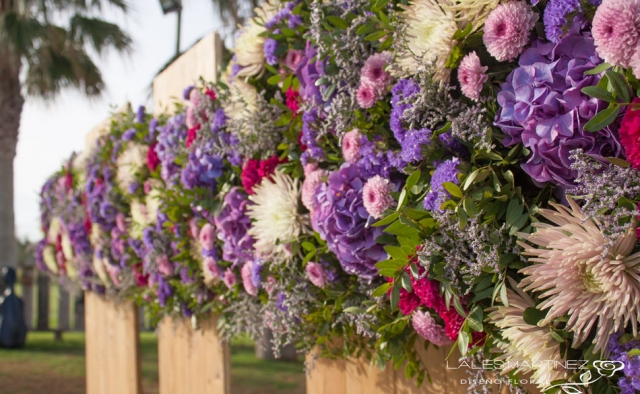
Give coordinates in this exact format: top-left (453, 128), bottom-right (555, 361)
top-left (37, 0), bottom-right (640, 391)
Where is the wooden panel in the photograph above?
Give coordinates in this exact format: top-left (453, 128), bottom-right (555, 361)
top-left (152, 32), bottom-right (223, 115)
top-left (346, 356), bottom-right (395, 394)
top-left (85, 292), bottom-right (141, 394)
top-left (158, 314), bottom-right (231, 394)
top-left (306, 352), bottom-right (347, 394)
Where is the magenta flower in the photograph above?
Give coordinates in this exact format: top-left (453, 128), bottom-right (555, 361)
top-left (483, 1), bottom-right (538, 62)
top-left (356, 82), bottom-right (378, 108)
top-left (241, 261), bottom-right (258, 296)
top-left (361, 51), bottom-right (392, 93)
top-left (412, 310), bottom-right (450, 346)
top-left (342, 129), bottom-right (362, 163)
top-left (222, 268), bottom-right (237, 289)
top-left (306, 261), bottom-right (327, 288)
top-left (457, 51), bottom-right (488, 101)
top-left (185, 105), bottom-right (197, 129)
top-left (592, 0), bottom-right (640, 68)
top-left (199, 223), bottom-right (214, 250)
top-left (362, 175), bottom-right (395, 219)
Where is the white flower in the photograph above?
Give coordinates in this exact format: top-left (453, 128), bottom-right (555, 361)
top-left (116, 143), bottom-right (148, 194)
top-left (145, 188), bottom-right (161, 226)
top-left (93, 253), bottom-right (111, 286)
top-left (61, 231), bottom-right (74, 261)
top-left (398, 0), bottom-right (459, 81)
top-left (488, 287), bottom-right (567, 389)
top-left (47, 217), bottom-right (62, 244)
top-left (43, 245), bottom-right (59, 274)
top-left (232, 0), bottom-right (279, 79)
top-left (247, 170), bottom-right (310, 261)
top-left (129, 200), bottom-right (148, 239)
top-left (223, 76), bottom-right (259, 135)
top-left (442, 0), bottom-right (502, 31)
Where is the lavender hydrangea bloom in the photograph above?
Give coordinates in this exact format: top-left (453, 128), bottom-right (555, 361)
top-left (157, 113), bottom-right (188, 185)
top-left (265, 0), bottom-right (301, 29)
top-left (296, 42), bottom-right (327, 104)
top-left (423, 158), bottom-right (460, 211)
top-left (213, 187), bottom-right (255, 267)
top-left (495, 30), bottom-right (622, 189)
top-left (180, 144), bottom-right (224, 191)
top-left (263, 38), bottom-right (279, 66)
top-left (311, 163), bottom-right (385, 279)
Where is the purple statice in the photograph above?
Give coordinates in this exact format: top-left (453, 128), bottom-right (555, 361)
top-left (423, 158), bottom-right (461, 211)
top-left (296, 42), bottom-right (327, 104)
top-left (182, 85), bottom-right (194, 100)
top-left (300, 107), bottom-right (325, 165)
top-left (156, 113), bottom-right (188, 185)
top-left (180, 144), bottom-right (224, 191)
top-left (265, 0), bottom-right (302, 29)
top-left (355, 134), bottom-right (393, 178)
top-left (609, 333), bottom-right (640, 394)
top-left (543, 0), bottom-right (602, 43)
top-left (390, 79), bottom-right (421, 141)
top-left (122, 128), bottom-right (136, 141)
top-left (155, 273), bottom-right (173, 307)
top-left (495, 29), bottom-right (622, 189)
top-left (276, 292), bottom-right (289, 312)
top-left (213, 187), bottom-right (255, 267)
top-left (148, 118), bottom-right (158, 141)
top-left (211, 108), bottom-right (227, 134)
top-left (263, 38), bottom-right (279, 66)
top-left (311, 163), bottom-right (386, 280)
top-left (136, 105), bottom-right (145, 123)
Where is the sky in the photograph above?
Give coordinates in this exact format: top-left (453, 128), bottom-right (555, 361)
top-left (15, 0), bottom-right (224, 241)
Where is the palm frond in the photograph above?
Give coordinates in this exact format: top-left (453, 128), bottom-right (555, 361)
top-left (0, 12), bottom-right (46, 57)
top-left (69, 14), bottom-right (131, 55)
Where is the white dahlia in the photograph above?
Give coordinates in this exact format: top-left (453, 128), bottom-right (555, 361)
top-left (116, 143), bottom-right (148, 194)
top-left (247, 170), bottom-right (310, 261)
top-left (398, 0), bottom-right (459, 81)
top-left (488, 288), bottom-right (567, 389)
top-left (518, 198), bottom-right (640, 354)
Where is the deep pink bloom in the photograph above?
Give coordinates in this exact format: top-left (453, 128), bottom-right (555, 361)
top-left (362, 175), bottom-right (395, 219)
top-left (205, 88), bottom-right (217, 101)
top-left (356, 82), bottom-right (378, 108)
top-left (222, 268), bottom-right (237, 289)
top-left (186, 125), bottom-right (199, 148)
top-left (361, 51), bottom-right (392, 93)
top-left (413, 277), bottom-right (446, 314)
top-left (133, 263), bottom-right (149, 287)
top-left (258, 155), bottom-right (286, 179)
top-left (592, 0), bottom-right (640, 68)
top-left (457, 51), bottom-right (488, 101)
top-left (65, 171), bottom-right (73, 191)
top-left (186, 105), bottom-right (197, 129)
top-left (285, 87), bottom-right (300, 115)
top-left (157, 255), bottom-right (174, 276)
top-left (305, 261), bottom-right (327, 288)
top-left (619, 99), bottom-right (640, 168)
top-left (398, 287), bottom-right (421, 315)
top-left (284, 49), bottom-right (304, 70)
top-left (483, 1), bottom-right (538, 62)
top-left (199, 223), bottom-right (215, 250)
top-left (342, 129), bottom-right (362, 163)
top-left (412, 310), bottom-right (450, 346)
top-left (241, 261), bottom-right (258, 296)
top-left (147, 143), bottom-right (160, 171)
top-left (241, 159), bottom-right (261, 194)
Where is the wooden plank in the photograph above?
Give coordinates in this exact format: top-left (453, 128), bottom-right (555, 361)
top-left (85, 292), bottom-right (141, 394)
top-left (345, 356), bottom-right (395, 394)
top-left (305, 352), bottom-right (347, 394)
top-left (158, 314), bottom-right (231, 394)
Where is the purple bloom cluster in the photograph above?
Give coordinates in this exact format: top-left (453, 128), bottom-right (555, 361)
top-left (354, 134), bottom-right (392, 178)
top-left (296, 42), bottom-right (327, 104)
top-left (543, 0), bottom-right (602, 43)
top-left (85, 163), bottom-right (116, 232)
top-left (136, 105), bottom-right (145, 123)
top-left (156, 113), bottom-right (188, 185)
top-left (495, 30), bottom-right (622, 189)
top-left (609, 333), bottom-right (640, 394)
top-left (311, 163), bottom-right (386, 279)
top-left (265, 0), bottom-right (302, 29)
top-left (213, 187), bottom-right (255, 267)
top-left (264, 38), bottom-right (279, 66)
top-left (424, 158), bottom-right (461, 211)
top-left (301, 107), bottom-right (325, 165)
top-left (180, 143), bottom-right (224, 191)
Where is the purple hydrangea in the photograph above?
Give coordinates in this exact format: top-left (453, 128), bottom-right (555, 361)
top-left (263, 38), bottom-right (279, 66)
top-left (156, 113), bottom-right (188, 185)
top-left (495, 30), bottom-right (622, 189)
top-left (180, 144), bottom-right (224, 191)
top-left (609, 333), bottom-right (640, 394)
top-left (213, 187), bottom-right (255, 267)
top-left (423, 158), bottom-right (461, 211)
top-left (296, 42), bottom-right (327, 104)
top-left (311, 163), bottom-right (386, 279)
top-left (182, 85), bottom-right (194, 100)
top-left (211, 108), bottom-right (227, 134)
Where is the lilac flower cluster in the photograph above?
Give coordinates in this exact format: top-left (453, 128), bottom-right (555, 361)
top-left (213, 187), bottom-right (255, 267)
top-left (180, 142), bottom-right (224, 191)
top-left (300, 107), bottom-right (325, 165)
top-left (263, 38), bottom-right (279, 66)
top-left (156, 113), bottom-right (188, 185)
top-left (265, 0), bottom-right (302, 29)
top-left (609, 333), bottom-right (640, 394)
top-left (423, 158), bottom-right (461, 211)
top-left (311, 163), bottom-right (386, 279)
top-left (543, 0), bottom-right (602, 43)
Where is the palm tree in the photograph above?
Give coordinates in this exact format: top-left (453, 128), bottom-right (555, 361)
top-left (211, 0), bottom-right (259, 34)
top-left (0, 0), bottom-right (131, 270)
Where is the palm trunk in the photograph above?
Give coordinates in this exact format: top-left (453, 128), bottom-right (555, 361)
top-left (0, 48), bottom-right (23, 271)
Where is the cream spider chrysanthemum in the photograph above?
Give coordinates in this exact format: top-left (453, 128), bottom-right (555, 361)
top-left (43, 245), bottom-right (59, 274)
top-left (398, 0), bottom-right (459, 81)
top-left (93, 254), bottom-right (111, 286)
top-left (488, 287), bottom-right (567, 389)
top-left (518, 198), bottom-right (640, 354)
top-left (233, 0), bottom-right (279, 79)
top-left (246, 170), bottom-right (310, 261)
top-left (116, 143), bottom-right (148, 193)
top-left (145, 188), bottom-right (161, 225)
top-left (47, 217), bottom-right (62, 244)
top-left (442, 0), bottom-right (503, 31)
top-left (61, 231), bottom-right (74, 261)
top-left (129, 200), bottom-right (148, 239)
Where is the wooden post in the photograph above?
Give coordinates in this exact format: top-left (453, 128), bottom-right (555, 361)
top-left (36, 272), bottom-right (49, 330)
top-left (157, 314), bottom-right (231, 394)
top-left (58, 287), bottom-right (70, 330)
top-left (85, 292), bottom-right (141, 394)
top-left (74, 293), bottom-right (85, 331)
top-left (306, 351), bottom-right (347, 394)
top-left (20, 266), bottom-right (34, 329)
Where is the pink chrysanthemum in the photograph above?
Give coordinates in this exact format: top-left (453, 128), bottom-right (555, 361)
top-left (483, 1), bottom-right (538, 62)
top-left (116, 212), bottom-right (127, 232)
top-left (592, 0), bottom-right (640, 68)
top-left (283, 49), bottom-right (304, 70)
top-left (189, 218), bottom-right (199, 240)
top-left (412, 310), bottom-right (450, 346)
top-left (342, 129), bottom-right (362, 163)
top-left (241, 261), bottom-right (258, 296)
top-left (457, 51), bottom-right (488, 101)
top-left (203, 256), bottom-right (221, 281)
top-left (305, 261), bottom-right (327, 288)
top-left (185, 105), bottom-right (197, 129)
top-left (619, 98), bottom-right (640, 169)
top-left (199, 223), bottom-right (214, 250)
top-left (301, 168), bottom-right (327, 212)
top-left (361, 51), bottom-right (393, 93)
top-left (356, 82), bottom-right (378, 108)
top-left (362, 175), bottom-right (395, 219)
top-left (157, 255), bottom-right (174, 276)
top-left (303, 162), bottom-right (318, 176)
top-left (222, 268), bottom-right (237, 289)
top-left (632, 51), bottom-right (640, 80)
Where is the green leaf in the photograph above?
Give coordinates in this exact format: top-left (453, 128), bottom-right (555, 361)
top-left (301, 241), bottom-right (316, 252)
top-left (467, 306), bottom-right (483, 332)
top-left (463, 198), bottom-right (478, 217)
top-left (506, 198), bottom-right (523, 227)
top-left (267, 74), bottom-right (282, 85)
top-left (390, 283), bottom-right (400, 311)
top-left (500, 283), bottom-right (509, 307)
top-left (405, 169), bottom-right (422, 191)
top-left (457, 330), bottom-right (469, 356)
top-left (356, 22), bottom-right (376, 35)
top-left (581, 86), bottom-right (616, 103)
top-left (373, 212), bottom-right (399, 227)
top-left (452, 23), bottom-right (473, 40)
top-left (606, 157), bottom-right (631, 168)
top-left (444, 45), bottom-right (463, 69)
top-left (342, 306), bottom-right (365, 314)
top-left (384, 246), bottom-right (409, 261)
top-left (402, 207), bottom-right (430, 221)
top-left (401, 271), bottom-right (413, 292)
top-left (396, 189), bottom-right (408, 211)
top-left (584, 62), bottom-right (612, 75)
top-left (606, 70), bottom-right (631, 103)
top-left (584, 106), bottom-right (621, 132)
top-left (365, 30), bottom-right (387, 42)
top-left (523, 307), bottom-right (547, 326)
top-left (442, 182), bottom-right (463, 198)
top-left (372, 282), bottom-right (392, 297)
top-left (327, 16), bottom-right (349, 29)
top-left (385, 220), bottom-right (420, 238)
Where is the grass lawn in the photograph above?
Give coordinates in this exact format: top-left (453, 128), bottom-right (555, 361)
top-left (0, 331), bottom-right (305, 394)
